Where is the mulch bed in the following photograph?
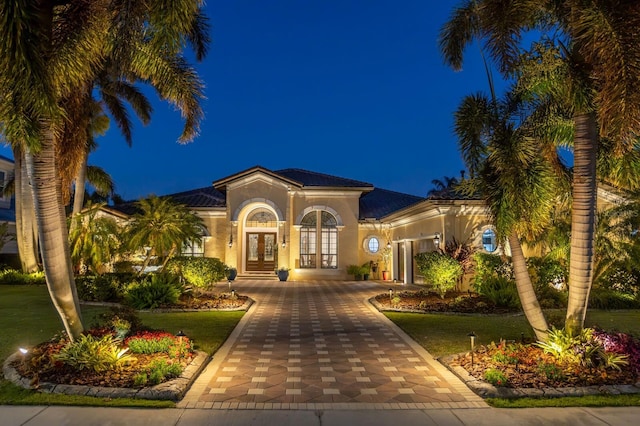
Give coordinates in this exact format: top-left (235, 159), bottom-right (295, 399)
top-left (449, 343), bottom-right (637, 389)
top-left (170, 292), bottom-right (248, 310)
top-left (374, 290), bottom-right (518, 314)
top-left (13, 338), bottom-right (194, 389)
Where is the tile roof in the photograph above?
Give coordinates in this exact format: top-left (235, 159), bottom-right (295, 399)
top-left (359, 188), bottom-right (425, 220)
top-left (110, 186), bottom-right (226, 215)
top-left (274, 168), bottom-right (374, 188)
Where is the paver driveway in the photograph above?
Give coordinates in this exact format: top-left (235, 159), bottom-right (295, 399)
top-left (179, 280), bottom-right (486, 410)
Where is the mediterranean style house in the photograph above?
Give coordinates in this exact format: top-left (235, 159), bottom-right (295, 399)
top-left (103, 165), bottom-right (496, 283)
top-left (103, 165), bottom-right (626, 284)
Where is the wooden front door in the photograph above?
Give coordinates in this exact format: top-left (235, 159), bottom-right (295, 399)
top-left (246, 232), bottom-right (277, 272)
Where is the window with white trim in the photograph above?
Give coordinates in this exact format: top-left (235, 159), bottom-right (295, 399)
top-left (300, 210), bottom-right (338, 269)
top-left (364, 236), bottom-right (380, 254)
top-left (482, 228), bottom-right (497, 253)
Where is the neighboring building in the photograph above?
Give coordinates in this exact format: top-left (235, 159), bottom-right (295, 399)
top-left (108, 165), bottom-right (501, 284)
top-left (0, 155), bottom-right (16, 258)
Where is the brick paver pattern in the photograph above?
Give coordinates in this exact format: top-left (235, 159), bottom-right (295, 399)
top-left (180, 280), bottom-right (485, 409)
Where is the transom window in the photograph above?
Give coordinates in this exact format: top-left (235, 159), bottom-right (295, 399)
top-left (300, 210), bottom-right (338, 269)
top-left (246, 208), bottom-right (277, 228)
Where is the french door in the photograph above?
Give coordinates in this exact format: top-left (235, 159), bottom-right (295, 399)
top-left (245, 232), bottom-right (276, 272)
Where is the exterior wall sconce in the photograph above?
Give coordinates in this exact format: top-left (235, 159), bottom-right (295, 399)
top-left (228, 233), bottom-right (233, 248)
top-left (434, 232), bottom-right (441, 249)
top-left (386, 241), bottom-right (392, 249)
top-left (282, 234), bottom-right (286, 248)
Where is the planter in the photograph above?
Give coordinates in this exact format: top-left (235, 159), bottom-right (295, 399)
top-left (226, 268), bottom-right (237, 281)
top-left (382, 270), bottom-right (390, 281)
top-left (363, 273), bottom-right (370, 281)
top-left (277, 270), bottom-right (289, 281)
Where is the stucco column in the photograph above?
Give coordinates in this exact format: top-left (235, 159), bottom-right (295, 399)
top-left (403, 240), bottom-right (413, 284)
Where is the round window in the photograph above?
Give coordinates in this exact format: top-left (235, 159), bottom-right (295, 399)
top-left (482, 229), bottom-right (497, 252)
top-left (364, 236), bottom-right (380, 254)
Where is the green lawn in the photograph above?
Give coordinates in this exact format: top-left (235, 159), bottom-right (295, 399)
top-left (0, 285), bottom-right (243, 407)
top-left (384, 309), bottom-right (640, 358)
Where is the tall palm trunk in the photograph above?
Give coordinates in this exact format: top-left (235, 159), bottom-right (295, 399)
top-left (565, 113), bottom-right (598, 335)
top-left (13, 149), bottom-right (40, 272)
top-left (160, 245), bottom-right (177, 271)
top-left (25, 123), bottom-right (84, 341)
top-left (70, 150), bottom-right (88, 231)
top-left (508, 232), bottom-right (548, 342)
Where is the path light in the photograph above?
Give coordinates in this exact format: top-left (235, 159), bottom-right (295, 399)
top-left (19, 348), bottom-right (28, 355)
top-left (389, 288), bottom-right (393, 305)
top-left (176, 330), bottom-right (186, 344)
top-left (467, 332), bottom-right (477, 367)
top-left (231, 289), bottom-right (236, 299)
top-left (228, 280), bottom-right (232, 291)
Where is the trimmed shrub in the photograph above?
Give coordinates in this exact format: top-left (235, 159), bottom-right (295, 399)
top-left (76, 273), bottom-right (138, 302)
top-left (588, 287), bottom-right (640, 309)
top-left (472, 253), bottom-right (512, 293)
top-left (477, 276), bottom-right (520, 308)
top-left (415, 251), bottom-right (463, 297)
top-left (125, 273), bottom-right (181, 309)
top-left (165, 256), bottom-right (227, 288)
top-left (0, 269), bottom-right (46, 285)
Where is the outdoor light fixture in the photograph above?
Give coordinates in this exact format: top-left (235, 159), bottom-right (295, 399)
top-left (228, 233), bottom-right (233, 248)
top-left (176, 330), bottom-right (186, 344)
top-left (19, 347), bottom-right (28, 355)
top-left (282, 234), bottom-right (286, 248)
top-left (231, 289), bottom-right (236, 299)
top-left (386, 241), bottom-right (391, 249)
top-left (228, 280), bottom-right (232, 291)
top-left (434, 232), bottom-right (441, 249)
top-left (467, 332), bottom-right (477, 366)
top-left (389, 288), bottom-right (394, 304)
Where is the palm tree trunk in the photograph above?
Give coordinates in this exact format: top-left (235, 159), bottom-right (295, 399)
top-left (24, 123), bottom-right (84, 341)
top-left (508, 232), bottom-right (548, 342)
top-left (13, 149), bottom-right (40, 272)
top-left (71, 151), bottom-right (88, 220)
top-left (566, 113), bottom-right (598, 335)
top-left (160, 245), bottom-right (177, 271)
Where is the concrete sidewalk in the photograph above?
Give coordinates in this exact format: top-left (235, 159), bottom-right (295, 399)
top-left (3, 405), bottom-right (640, 425)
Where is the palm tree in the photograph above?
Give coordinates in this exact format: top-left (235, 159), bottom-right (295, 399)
top-left (0, 1), bottom-right (208, 340)
top-left (125, 196), bottom-right (204, 274)
top-left (69, 202), bottom-right (121, 274)
top-left (427, 171), bottom-right (465, 199)
top-left (12, 148), bottom-right (40, 273)
top-left (454, 89), bottom-right (558, 341)
top-left (440, 0), bottom-right (640, 335)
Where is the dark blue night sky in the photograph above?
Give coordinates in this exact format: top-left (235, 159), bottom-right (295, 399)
top-left (2, 1), bottom-right (510, 201)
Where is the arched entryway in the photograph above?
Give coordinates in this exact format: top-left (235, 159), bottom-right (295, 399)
top-left (243, 206), bottom-right (280, 273)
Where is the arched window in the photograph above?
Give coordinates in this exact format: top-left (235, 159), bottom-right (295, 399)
top-left (482, 228), bottom-right (497, 253)
top-left (300, 210), bottom-right (338, 269)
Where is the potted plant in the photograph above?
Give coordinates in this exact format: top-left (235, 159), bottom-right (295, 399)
top-left (361, 262), bottom-right (372, 280)
top-left (379, 245), bottom-right (392, 280)
top-left (226, 267), bottom-right (237, 281)
top-left (276, 267), bottom-right (290, 282)
top-left (347, 264), bottom-right (364, 280)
